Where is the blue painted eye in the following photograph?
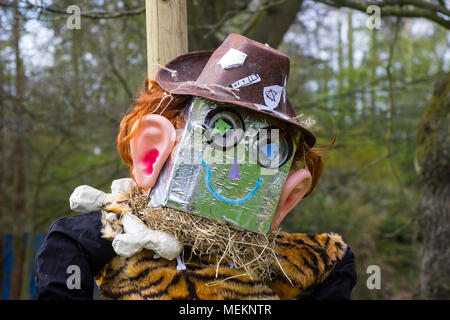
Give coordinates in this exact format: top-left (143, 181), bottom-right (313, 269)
top-left (260, 143), bottom-right (279, 161)
top-left (256, 126), bottom-right (293, 168)
top-left (204, 107), bottom-right (245, 151)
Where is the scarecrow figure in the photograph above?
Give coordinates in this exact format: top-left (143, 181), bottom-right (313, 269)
top-left (35, 34), bottom-right (356, 300)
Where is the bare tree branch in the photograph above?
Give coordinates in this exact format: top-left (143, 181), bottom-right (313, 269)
top-left (0, 0), bottom-right (145, 19)
top-left (313, 0), bottom-right (450, 29)
top-left (106, 54), bottom-right (133, 99)
top-left (1, 0), bottom-right (447, 29)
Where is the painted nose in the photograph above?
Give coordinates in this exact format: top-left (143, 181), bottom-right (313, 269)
top-left (228, 155), bottom-right (240, 180)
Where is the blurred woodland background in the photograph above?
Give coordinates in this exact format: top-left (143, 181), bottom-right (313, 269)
top-left (0, 0), bottom-right (448, 300)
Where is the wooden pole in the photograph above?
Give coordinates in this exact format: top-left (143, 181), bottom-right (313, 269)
top-left (146, 0), bottom-right (188, 81)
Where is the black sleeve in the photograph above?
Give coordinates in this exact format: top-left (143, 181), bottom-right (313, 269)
top-left (35, 212), bottom-right (116, 300)
top-left (303, 247), bottom-right (357, 300)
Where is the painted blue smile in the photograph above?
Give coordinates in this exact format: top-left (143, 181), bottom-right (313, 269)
top-left (197, 155), bottom-right (264, 205)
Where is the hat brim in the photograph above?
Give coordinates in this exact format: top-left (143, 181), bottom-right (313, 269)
top-left (155, 50), bottom-right (316, 148)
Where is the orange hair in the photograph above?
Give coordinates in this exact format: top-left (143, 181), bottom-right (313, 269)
top-left (117, 79), bottom-right (188, 179)
top-left (117, 80), bottom-right (326, 195)
top-left (289, 141), bottom-right (323, 198)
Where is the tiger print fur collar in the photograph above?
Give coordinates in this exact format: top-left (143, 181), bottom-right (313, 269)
top-left (96, 194), bottom-right (347, 300)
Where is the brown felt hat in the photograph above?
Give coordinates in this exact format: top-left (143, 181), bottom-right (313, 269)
top-left (155, 33), bottom-right (316, 148)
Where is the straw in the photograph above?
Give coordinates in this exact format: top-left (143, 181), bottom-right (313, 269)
top-left (129, 187), bottom-right (289, 283)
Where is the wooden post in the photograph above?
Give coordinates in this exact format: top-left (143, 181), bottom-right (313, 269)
top-left (146, 0), bottom-right (188, 81)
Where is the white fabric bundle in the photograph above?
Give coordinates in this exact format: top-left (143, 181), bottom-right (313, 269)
top-left (69, 178), bottom-right (137, 213)
top-left (112, 212), bottom-right (182, 260)
top-left (69, 178), bottom-right (182, 260)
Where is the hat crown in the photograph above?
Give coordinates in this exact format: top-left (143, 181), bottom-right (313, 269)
top-left (196, 34), bottom-right (293, 116)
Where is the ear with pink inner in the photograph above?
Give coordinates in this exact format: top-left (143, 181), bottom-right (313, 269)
top-left (270, 169), bottom-right (312, 231)
top-left (130, 114), bottom-right (176, 191)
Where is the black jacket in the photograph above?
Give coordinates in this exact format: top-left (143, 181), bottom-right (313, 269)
top-left (35, 212), bottom-right (357, 300)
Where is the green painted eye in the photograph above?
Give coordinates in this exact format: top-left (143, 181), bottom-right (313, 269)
top-left (204, 108), bottom-right (245, 150)
top-left (256, 126), bottom-right (293, 168)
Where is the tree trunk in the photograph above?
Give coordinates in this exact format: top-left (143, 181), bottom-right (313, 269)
top-left (369, 30), bottom-right (378, 116)
top-left (415, 72), bottom-right (450, 299)
top-left (337, 20), bottom-right (344, 122)
top-left (347, 10), bottom-right (355, 116)
top-left (0, 14), bottom-right (4, 297)
top-left (10, 4), bottom-right (26, 300)
top-left (187, 0), bottom-right (253, 51)
top-left (71, 26), bottom-right (82, 97)
top-left (187, 0), bottom-right (302, 51)
top-left (244, 0), bottom-right (304, 48)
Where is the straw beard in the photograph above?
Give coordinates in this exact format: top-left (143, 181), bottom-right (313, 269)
top-left (125, 186), bottom-right (283, 283)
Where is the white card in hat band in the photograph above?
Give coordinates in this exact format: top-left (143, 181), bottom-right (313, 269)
top-left (217, 48), bottom-right (247, 69)
top-left (271, 109), bottom-right (291, 121)
top-left (254, 103), bottom-right (291, 121)
top-left (254, 103), bottom-right (271, 111)
top-left (229, 74), bottom-right (261, 89)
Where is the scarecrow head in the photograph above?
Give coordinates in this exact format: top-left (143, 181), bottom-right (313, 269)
top-left (118, 34), bottom-right (323, 234)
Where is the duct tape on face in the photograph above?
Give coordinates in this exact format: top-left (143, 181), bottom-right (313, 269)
top-left (149, 97), bottom-right (297, 234)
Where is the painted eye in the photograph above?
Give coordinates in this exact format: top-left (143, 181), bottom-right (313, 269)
top-left (204, 108), bottom-right (245, 150)
top-left (256, 126), bottom-right (293, 168)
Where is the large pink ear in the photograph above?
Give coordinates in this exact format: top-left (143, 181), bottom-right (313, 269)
top-left (270, 169), bottom-right (312, 231)
top-left (130, 114), bottom-right (176, 191)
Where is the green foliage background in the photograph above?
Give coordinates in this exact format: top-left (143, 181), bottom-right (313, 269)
top-left (0, 0), bottom-right (448, 299)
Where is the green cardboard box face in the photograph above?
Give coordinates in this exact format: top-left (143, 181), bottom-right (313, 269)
top-left (149, 97), bottom-right (297, 234)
